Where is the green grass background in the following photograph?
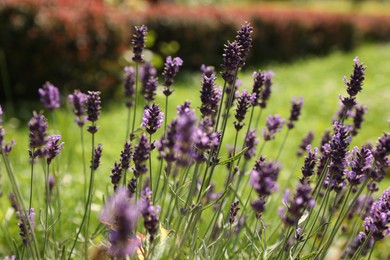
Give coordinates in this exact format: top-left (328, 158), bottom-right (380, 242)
top-left (0, 42), bottom-right (389, 257)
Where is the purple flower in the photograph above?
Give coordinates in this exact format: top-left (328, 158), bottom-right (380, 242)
top-left (124, 66), bottom-right (135, 108)
top-left (259, 71), bottom-right (274, 108)
top-left (194, 127), bottom-right (220, 163)
top-left (342, 57), bottom-right (366, 109)
top-left (244, 129), bottom-right (258, 160)
top-left (235, 22), bottom-right (253, 64)
top-left (301, 145), bottom-right (318, 178)
top-left (133, 134), bottom-right (151, 177)
top-left (17, 208), bottom-right (35, 245)
top-left (39, 82), bottom-right (60, 111)
top-left (251, 71), bottom-right (265, 106)
top-left (363, 187), bottom-right (390, 241)
top-left (250, 157), bottom-right (280, 197)
top-left (91, 144), bottom-right (103, 171)
top-left (174, 106), bottom-right (197, 166)
top-left (287, 97), bottom-right (304, 129)
top-left (348, 195), bottom-right (373, 220)
top-left (297, 131), bottom-right (315, 157)
top-left (0, 124), bottom-right (16, 155)
top-left (100, 187), bottom-right (139, 257)
top-left (200, 72), bottom-right (220, 117)
top-left (234, 89), bottom-right (254, 131)
top-left (262, 114), bottom-right (285, 141)
top-left (120, 141), bottom-right (132, 171)
top-left (282, 181), bottom-right (315, 226)
top-left (162, 56), bottom-right (183, 95)
top-left (351, 105), bottom-right (367, 136)
top-left (131, 25), bottom-right (148, 62)
top-left (251, 197), bottom-right (266, 219)
top-left (110, 162), bottom-right (122, 191)
top-left (143, 77), bottom-right (158, 102)
top-left (28, 112), bottom-right (48, 158)
top-left (86, 91), bottom-right (101, 134)
top-left (4, 256), bottom-right (16, 260)
top-left (229, 201), bottom-right (240, 224)
top-left (328, 122), bottom-right (351, 192)
top-left (127, 178), bottom-right (137, 198)
top-left (68, 90), bottom-right (88, 127)
top-left (43, 134), bottom-right (64, 165)
top-left (200, 64), bottom-right (215, 77)
top-left (141, 62), bottom-right (157, 89)
top-left (139, 186), bottom-right (160, 242)
top-left (345, 146), bottom-right (372, 186)
top-left (142, 104), bottom-right (164, 135)
top-left (221, 41), bottom-right (243, 85)
top-left (156, 120), bottom-right (178, 163)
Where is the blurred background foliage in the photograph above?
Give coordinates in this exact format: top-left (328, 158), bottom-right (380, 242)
top-left (1, 0), bottom-right (390, 117)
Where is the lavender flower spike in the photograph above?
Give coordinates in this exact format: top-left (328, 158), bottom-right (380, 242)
top-left (262, 114), bottom-right (285, 141)
top-left (287, 97), bottom-right (304, 129)
top-left (86, 91), bottom-right (101, 134)
top-left (235, 22), bottom-right (253, 64)
top-left (133, 134), bottom-right (151, 177)
top-left (221, 41), bottom-right (243, 85)
top-left (131, 25), bottom-right (148, 62)
top-left (297, 131), bottom-right (314, 157)
top-left (234, 89), bottom-right (254, 131)
top-left (91, 144), bottom-right (103, 171)
top-left (344, 57), bottom-right (366, 97)
top-left (199, 71), bottom-right (219, 117)
top-left (244, 129), bottom-right (259, 160)
top-left (43, 134), bottom-right (64, 165)
top-left (229, 201), bottom-right (240, 224)
top-left (39, 82), bottom-right (60, 111)
top-left (162, 56), bottom-right (183, 96)
top-left (28, 112), bottom-right (48, 158)
top-left (124, 66), bottom-right (135, 108)
top-left (259, 71), bottom-right (274, 108)
top-left (250, 157), bottom-right (280, 197)
top-left (68, 90), bottom-right (88, 127)
top-left (139, 186), bottom-right (160, 242)
top-left (142, 104), bottom-right (164, 135)
top-left (251, 71), bottom-right (265, 106)
top-left (100, 187), bottom-right (139, 257)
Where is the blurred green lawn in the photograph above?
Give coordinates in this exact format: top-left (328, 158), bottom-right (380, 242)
top-left (1, 42), bottom-right (389, 256)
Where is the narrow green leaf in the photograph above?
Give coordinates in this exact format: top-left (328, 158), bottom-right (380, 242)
top-left (217, 147), bottom-right (248, 165)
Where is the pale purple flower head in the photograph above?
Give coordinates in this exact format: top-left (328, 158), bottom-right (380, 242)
top-left (162, 56), bottom-right (183, 95)
top-left (131, 25), bottom-right (148, 62)
top-left (100, 187), bottom-right (139, 257)
top-left (343, 232), bottom-right (373, 258)
top-left (43, 134), bottom-right (64, 165)
top-left (86, 91), bottom-right (101, 134)
top-left (262, 114), bottom-right (285, 141)
top-left (110, 162), bottom-right (122, 191)
top-left (143, 77), bottom-right (158, 102)
top-left (120, 141), bottom-right (132, 171)
top-left (234, 89), bottom-right (254, 131)
top-left (200, 64), bottom-right (215, 77)
top-left (39, 82), bottom-right (60, 111)
top-left (351, 105), bottom-right (367, 136)
top-left (235, 22), bottom-right (253, 64)
top-left (297, 131), bottom-right (315, 157)
top-left (251, 197), bottom-right (266, 219)
top-left (142, 104), bottom-right (164, 135)
top-left (200, 72), bottom-right (220, 117)
top-left (91, 144), bottom-right (103, 171)
top-left (259, 71), bottom-right (274, 108)
top-left (250, 157), bottom-right (280, 197)
top-left (68, 90), bottom-right (88, 127)
top-left (244, 129), bottom-right (258, 160)
top-left (342, 57), bottom-right (366, 109)
top-left (345, 146), bottom-right (372, 186)
top-left (301, 145), bottom-right (318, 178)
top-left (140, 62), bottom-right (158, 102)
top-left (251, 71), bottom-right (265, 106)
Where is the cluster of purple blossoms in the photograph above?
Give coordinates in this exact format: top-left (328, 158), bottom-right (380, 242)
top-left (369, 133), bottom-right (390, 182)
top-left (199, 71), bottom-right (221, 118)
top-left (175, 105), bottom-right (197, 166)
top-left (17, 208), bottom-right (36, 245)
top-left (301, 145), bottom-right (318, 178)
top-left (110, 162), bottom-right (122, 191)
top-left (133, 134), bottom-right (151, 177)
top-left (139, 186), bottom-right (160, 242)
top-left (287, 97), bottom-right (304, 129)
top-left (251, 71), bottom-right (265, 106)
top-left (86, 91), bottom-right (101, 134)
top-left (229, 201), bottom-right (240, 224)
top-left (235, 22), bottom-right (253, 65)
top-left (234, 90), bottom-right (254, 131)
top-left (342, 231), bottom-right (373, 258)
top-left (140, 62), bottom-right (158, 102)
top-left (28, 112), bottom-right (48, 158)
top-left (0, 107), bottom-right (15, 155)
top-left (142, 104), bottom-right (164, 135)
top-left (120, 141), bottom-right (132, 171)
top-left (200, 64), bottom-right (215, 77)
top-left (157, 120), bottom-right (178, 163)
top-left (281, 180), bottom-right (315, 226)
top-left (162, 56), bottom-right (183, 96)
top-left (351, 105), bottom-right (367, 136)
top-left (91, 144), bottom-right (103, 171)
top-left (244, 129), bottom-right (259, 160)
top-left (131, 25), bottom-right (148, 63)
top-left (100, 187), bottom-right (139, 258)
top-left (43, 134), bottom-right (64, 165)
top-left (221, 41), bottom-right (243, 85)
top-left (124, 66), bottom-right (135, 108)
top-left (127, 178), bottom-right (137, 198)
top-left (250, 157), bottom-right (280, 218)
top-left (68, 90), bottom-right (88, 127)
top-left (194, 126), bottom-right (220, 163)
top-left (259, 71), bottom-right (274, 108)
top-left (345, 146), bottom-right (373, 187)
top-left (342, 57), bottom-right (366, 109)
top-left (363, 187), bottom-right (390, 241)
top-left (297, 131), bottom-right (315, 157)
top-left (328, 121), bottom-right (351, 192)
top-left (347, 195), bottom-right (373, 220)
top-left (39, 82), bottom-right (60, 111)
top-left (262, 114), bottom-right (285, 141)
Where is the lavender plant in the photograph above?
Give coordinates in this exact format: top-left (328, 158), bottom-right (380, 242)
top-left (0, 22), bottom-right (389, 260)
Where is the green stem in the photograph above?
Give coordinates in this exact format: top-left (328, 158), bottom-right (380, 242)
top-left (149, 134), bottom-right (153, 192)
top-left (29, 148), bottom-right (35, 210)
top-left (43, 163), bottom-right (50, 259)
top-left (275, 129), bottom-right (290, 161)
top-left (131, 63), bottom-right (140, 135)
